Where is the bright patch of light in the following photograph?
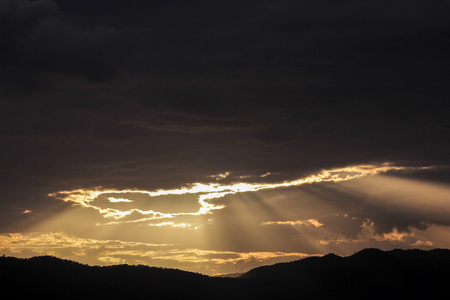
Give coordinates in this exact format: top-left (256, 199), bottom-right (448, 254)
top-left (208, 172), bottom-right (230, 180)
top-left (0, 232), bottom-right (316, 275)
top-left (48, 163), bottom-right (423, 227)
top-left (108, 197), bottom-right (133, 203)
top-left (411, 240), bottom-right (434, 246)
top-left (262, 219), bottom-right (323, 227)
top-left (147, 222), bottom-right (196, 229)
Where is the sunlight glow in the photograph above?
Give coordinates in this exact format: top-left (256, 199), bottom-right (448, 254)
top-left (0, 232), bottom-right (316, 275)
top-left (262, 219), bottom-right (323, 227)
top-left (48, 163), bottom-right (424, 227)
top-left (208, 172), bottom-right (230, 180)
top-left (108, 197), bottom-right (133, 203)
top-left (411, 240), bottom-right (434, 246)
top-left (5, 165), bottom-right (449, 275)
top-left (147, 222), bottom-right (198, 229)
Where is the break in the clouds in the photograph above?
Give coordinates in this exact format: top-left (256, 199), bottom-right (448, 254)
top-left (1, 0), bottom-right (449, 274)
top-left (48, 163), bottom-right (412, 225)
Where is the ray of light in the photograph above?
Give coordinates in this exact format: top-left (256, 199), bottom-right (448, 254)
top-left (48, 163), bottom-right (423, 227)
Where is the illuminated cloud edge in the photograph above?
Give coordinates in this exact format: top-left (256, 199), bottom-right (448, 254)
top-left (48, 163), bottom-right (428, 226)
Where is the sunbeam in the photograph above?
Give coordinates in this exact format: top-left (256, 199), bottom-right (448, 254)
top-left (48, 163), bottom-right (419, 227)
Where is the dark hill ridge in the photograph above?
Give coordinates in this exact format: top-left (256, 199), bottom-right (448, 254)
top-left (0, 255), bottom-right (235, 300)
top-left (242, 248), bottom-right (450, 281)
top-left (2, 248), bottom-right (450, 299)
top-left (241, 248), bottom-right (450, 299)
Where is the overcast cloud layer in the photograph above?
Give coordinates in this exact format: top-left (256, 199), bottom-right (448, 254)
top-left (1, 0), bottom-right (449, 274)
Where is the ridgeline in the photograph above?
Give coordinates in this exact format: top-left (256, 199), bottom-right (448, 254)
top-left (2, 248), bottom-right (450, 299)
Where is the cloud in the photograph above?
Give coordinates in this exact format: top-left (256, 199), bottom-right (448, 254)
top-left (412, 240), bottom-right (433, 247)
top-left (48, 163), bottom-right (412, 227)
top-left (2, 0), bottom-right (449, 89)
top-left (18, 19), bottom-right (139, 81)
top-left (0, 0), bottom-right (144, 84)
top-left (0, 231), bottom-right (314, 274)
top-left (208, 172), bottom-right (231, 181)
top-left (0, 0), bottom-right (58, 38)
top-left (146, 222), bottom-right (196, 229)
top-left (341, 175), bottom-right (450, 234)
top-left (262, 219), bottom-right (323, 227)
top-left (107, 197), bottom-right (133, 203)
top-left (318, 219), bottom-right (414, 245)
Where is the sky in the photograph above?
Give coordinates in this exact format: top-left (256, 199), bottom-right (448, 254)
top-left (1, 0), bottom-right (450, 275)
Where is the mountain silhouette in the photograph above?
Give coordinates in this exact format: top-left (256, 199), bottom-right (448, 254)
top-left (0, 255), bottom-right (266, 300)
top-left (241, 248), bottom-right (450, 299)
top-left (2, 248), bottom-right (450, 299)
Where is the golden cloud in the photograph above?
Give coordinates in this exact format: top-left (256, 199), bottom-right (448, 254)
top-left (0, 232), bottom-right (314, 275)
top-left (48, 163), bottom-right (420, 228)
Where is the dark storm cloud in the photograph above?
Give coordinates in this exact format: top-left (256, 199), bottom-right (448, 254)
top-left (3, 0), bottom-right (449, 86)
top-left (0, 0), bottom-right (57, 39)
top-left (0, 0), bottom-right (143, 84)
top-left (2, 0), bottom-right (449, 124)
top-left (1, 0), bottom-right (449, 238)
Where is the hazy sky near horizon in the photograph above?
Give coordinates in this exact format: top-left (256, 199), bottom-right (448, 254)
top-left (1, 0), bottom-right (450, 275)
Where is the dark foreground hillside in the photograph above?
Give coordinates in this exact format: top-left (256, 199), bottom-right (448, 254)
top-left (241, 248), bottom-right (450, 299)
top-left (2, 249), bottom-right (450, 299)
top-left (0, 256), bottom-right (266, 300)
